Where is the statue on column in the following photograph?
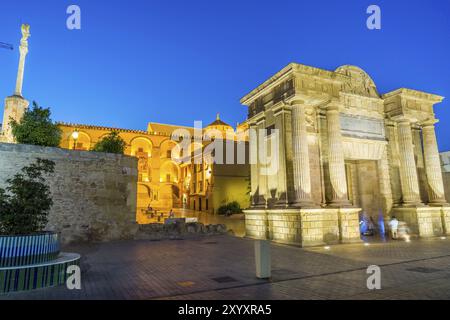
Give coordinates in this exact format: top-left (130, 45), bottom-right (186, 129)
top-left (1, 24), bottom-right (31, 143)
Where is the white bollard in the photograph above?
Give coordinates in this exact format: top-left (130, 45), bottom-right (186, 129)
top-left (254, 239), bottom-right (271, 279)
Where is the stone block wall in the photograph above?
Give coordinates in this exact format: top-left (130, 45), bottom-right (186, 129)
top-left (0, 143), bottom-right (138, 244)
top-left (245, 210), bottom-right (268, 239)
top-left (244, 208), bottom-right (361, 247)
top-left (443, 172), bottom-right (450, 203)
top-left (268, 211), bottom-right (301, 244)
top-left (393, 207), bottom-right (444, 237)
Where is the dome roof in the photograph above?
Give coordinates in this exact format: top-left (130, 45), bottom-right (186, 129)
top-left (206, 114), bottom-right (232, 129)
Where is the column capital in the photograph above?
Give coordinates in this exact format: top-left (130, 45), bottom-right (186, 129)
top-left (248, 122), bottom-right (258, 129)
top-left (421, 118), bottom-right (439, 128)
top-left (273, 104), bottom-right (291, 117)
top-left (254, 115), bottom-right (266, 126)
top-left (325, 103), bottom-right (341, 112)
top-left (288, 99), bottom-right (306, 106)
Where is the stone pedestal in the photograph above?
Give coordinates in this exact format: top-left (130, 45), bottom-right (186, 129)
top-left (0, 95), bottom-right (29, 143)
top-left (244, 207), bottom-right (362, 247)
top-left (244, 209), bottom-right (268, 239)
top-left (338, 208), bottom-right (362, 243)
top-left (442, 207), bottom-right (450, 235)
top-left (393, 206), bottom-right (444, 237)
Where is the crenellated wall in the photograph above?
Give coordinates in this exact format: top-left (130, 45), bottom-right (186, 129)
top-left (0, 143), bottom-right (138, 244)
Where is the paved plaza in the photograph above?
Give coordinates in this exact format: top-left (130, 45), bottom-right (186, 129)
top-left (2, 235), bottom-right (450, 300)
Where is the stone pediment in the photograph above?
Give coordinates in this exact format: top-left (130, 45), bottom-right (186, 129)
top-left (334, 65), bottom-right (380, 99)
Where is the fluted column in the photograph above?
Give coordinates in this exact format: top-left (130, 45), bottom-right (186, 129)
top-left (249, 123), bottom-right (259, 207)
top-left (255, 117), bottom-right (267, 208)
top-left (290, 103), bottom-right (313, 207)
top-left (274, 107), bottom-right (288, 207)
top-left (422, 120), bottom-right (447, 204)
top-left (396, 120), bottom-right (422, 205)
top-left (326, 105), bottom-right (350, 206)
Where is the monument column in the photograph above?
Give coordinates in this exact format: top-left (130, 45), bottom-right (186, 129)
top-left (326, 104), bottom-right (350, 206)
top-left (1, 24), bottom-right (30, 143)
top-left (422, 120), bottom-right (448, 204)
top-left (396, 119), bottom-right (422, 205)
top-left (290, 102), bottom-right (313, 207)
top-left (15, 24), bottom-right (30, 97)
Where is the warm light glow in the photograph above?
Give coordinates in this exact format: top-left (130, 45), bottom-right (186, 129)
top-left (324, 246), bottom-right (330, 250)
top-left (441, 236), bottom-right (446, 240)
top-left (71, 130), bottom-right (79, 140)
top-left (404, 235), bottom-right (411, 242)
top-left (364, 242), bottom-right (370, 246)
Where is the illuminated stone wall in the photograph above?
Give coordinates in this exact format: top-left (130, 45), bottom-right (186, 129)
top-left (441, 152), bottom-right (450, 203)
top-left (0, 142), bottom-right (138, 244)
top-left (58, 123), bottom-right (183, 223)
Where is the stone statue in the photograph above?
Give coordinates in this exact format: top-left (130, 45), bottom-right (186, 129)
top-left (21, 24), bottom-right (31, 42)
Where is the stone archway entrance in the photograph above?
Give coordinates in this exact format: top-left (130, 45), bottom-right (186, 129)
top-left (346, 160), bottom-right (383, 233)
top-left (343, 138), bottom-right (391, 235)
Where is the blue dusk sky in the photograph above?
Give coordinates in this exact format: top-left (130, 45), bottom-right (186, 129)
top-left (1, 0), bottom-right (449, 150)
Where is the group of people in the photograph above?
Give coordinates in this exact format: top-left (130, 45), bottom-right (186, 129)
top-left (146, 204), bottom-right (175, 219)
top-left (360, 215), bottom-right (402, 240)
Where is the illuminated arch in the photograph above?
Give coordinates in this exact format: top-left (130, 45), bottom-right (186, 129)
top-left (160, 139), bottom-right (179, 159)
top-left (130, 136), bottom-right (153, 157)
top-left (159, 160), bottom-right (180, 183)
top-left (68, 130), bottom-right (91, 150)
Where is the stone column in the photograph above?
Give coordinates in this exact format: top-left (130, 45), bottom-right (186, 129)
top-left (15, 24), bottom-right (30, 97)
top-left (249, 123), bottom-right (259, 207)
top-left (422, 120), bottom-right (447, 204)
top-left (290, 102), bottom-right (313, 207)
top-left (274, 107), bottom-right (288, 207)
top-left (396, 120), bottom-right (422, 205)
top-left (326, 105), bottom-right (350, 206)
top-left (255, 118), bottom-right (267, 208)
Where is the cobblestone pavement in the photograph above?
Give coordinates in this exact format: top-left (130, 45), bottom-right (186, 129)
top-left (2, 235), bottom-right (450, 300)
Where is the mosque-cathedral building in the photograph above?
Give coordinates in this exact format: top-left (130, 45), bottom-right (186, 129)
top-left (57, 118), bottom-right (250, 223)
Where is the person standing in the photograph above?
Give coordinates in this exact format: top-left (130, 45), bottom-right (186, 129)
top-left (389, 216), bottom-right (399, 240)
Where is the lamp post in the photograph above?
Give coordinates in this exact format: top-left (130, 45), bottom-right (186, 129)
top-left (71, 130), bottom-right (79, 150)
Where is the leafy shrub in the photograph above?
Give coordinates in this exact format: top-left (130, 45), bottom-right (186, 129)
top-left (10, 101), bottom-right (62, 147)
top-left (217, 201), bottom-right (242, 215)
top-left (92, 131), bottom-right (126, 154)
top-left (0, 158), bottom-right (55, 235)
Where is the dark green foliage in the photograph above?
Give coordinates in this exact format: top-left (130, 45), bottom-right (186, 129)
top-left (217, 201), bottom-right (242, 215)
top-left (0, 158), bottom-right (55, 235)
top-left (92, 131), bottom-right (126, 154)
top-left (10, 101), bottom-right (62, 147)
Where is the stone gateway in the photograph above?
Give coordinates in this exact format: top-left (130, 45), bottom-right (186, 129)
top-left (242, 63), bottom-right (449, 246)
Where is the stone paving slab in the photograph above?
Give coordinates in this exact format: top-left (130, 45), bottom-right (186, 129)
top-left (1, 235), bottom-right (450, 300)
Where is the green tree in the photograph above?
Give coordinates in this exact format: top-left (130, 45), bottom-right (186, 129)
top-left (0, 158), bottom-right (55, 235)
top-left (10, 101), bottom-right (62, 147)
top-left (92, 131), bottom-right (126, 154)
top-left (217, 201), bottom-right (242, 215)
